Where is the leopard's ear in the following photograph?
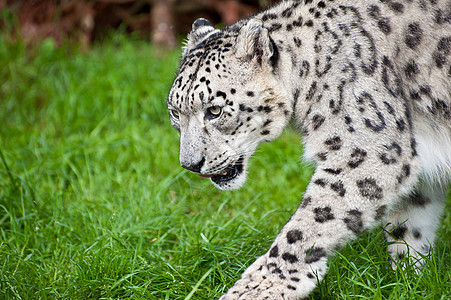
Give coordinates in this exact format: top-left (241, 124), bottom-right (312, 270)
top-left (234, 19), bottom-right (274, 65)
top-left (183, 18), bottom-right (218, 55)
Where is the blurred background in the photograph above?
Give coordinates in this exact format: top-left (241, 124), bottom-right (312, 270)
top-left (0, 0), bottom-right (279, 49)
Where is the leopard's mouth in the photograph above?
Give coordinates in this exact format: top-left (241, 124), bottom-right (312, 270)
top-left (198, 156), bottom-right (244, 185)
top-left (211, 156), bottom-right (244, 185)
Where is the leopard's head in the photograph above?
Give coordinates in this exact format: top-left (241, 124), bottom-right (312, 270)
top-left (167, 18), bottom-right (292, 190)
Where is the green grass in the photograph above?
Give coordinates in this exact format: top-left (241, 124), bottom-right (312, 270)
top-left (0, 33), bottom-right (450, 299)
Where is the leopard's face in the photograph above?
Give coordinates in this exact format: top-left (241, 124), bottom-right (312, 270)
top-left (167, 19), bottom-right (291, 190)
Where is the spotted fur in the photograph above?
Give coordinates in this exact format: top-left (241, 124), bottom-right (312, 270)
top-left (167, 0), bottom-right (450, 298)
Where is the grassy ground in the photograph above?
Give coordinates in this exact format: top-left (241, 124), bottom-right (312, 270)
top-left (0, 33), bottom-right (450, 299)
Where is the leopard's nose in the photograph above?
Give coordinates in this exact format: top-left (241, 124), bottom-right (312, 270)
top-left (181, 157), bottom-right (205, 173)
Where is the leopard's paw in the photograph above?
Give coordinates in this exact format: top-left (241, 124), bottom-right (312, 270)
top-left (219, 275), bottom-right (291, 300)
top-left (220, 265), bottom-right (313, 300)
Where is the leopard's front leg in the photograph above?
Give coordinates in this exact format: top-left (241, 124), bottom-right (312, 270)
top-left (221, 153), bottom-right (418, 299)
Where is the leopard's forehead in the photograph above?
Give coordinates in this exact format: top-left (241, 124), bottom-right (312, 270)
top-left (168, 33), bottom-right (239, 113)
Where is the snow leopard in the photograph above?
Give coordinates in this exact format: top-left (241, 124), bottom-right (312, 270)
top-left (167, 0), bottom-right (451, 298)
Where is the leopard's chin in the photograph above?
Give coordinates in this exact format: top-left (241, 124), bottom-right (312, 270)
top-left (210, 156), bottom-right (247, 190)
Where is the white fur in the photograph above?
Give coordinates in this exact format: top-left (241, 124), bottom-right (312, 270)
top-left (415, 117), bottom-right (451, 185)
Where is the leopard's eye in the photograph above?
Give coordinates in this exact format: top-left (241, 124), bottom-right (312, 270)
top-left (207, 106), bottom-right (222, 119)
top-left (170, 110), bottom-right (180, 120)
